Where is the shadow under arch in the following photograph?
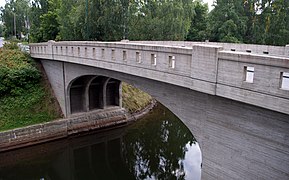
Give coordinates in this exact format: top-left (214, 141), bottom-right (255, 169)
top-left (105, 78), bottom-right (121, 107)
top-left (67, 75), bottom-right (122, 115)
top-left (63, 67), bottom-right (202, 151)
top-left (88, 76), bottom-right (107, 110)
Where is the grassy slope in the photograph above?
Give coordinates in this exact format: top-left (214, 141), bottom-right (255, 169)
top-left (0, 44), bottom-right (152, 131)
top-left (0, 45), bottom-right (61, 131)
top-left (122, 82), bottom-right (153, 113)
top-left (0, 84), bottom-right (61, 131)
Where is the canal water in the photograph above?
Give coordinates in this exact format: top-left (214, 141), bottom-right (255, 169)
top-left (0, 104), bottom-right (201, 180)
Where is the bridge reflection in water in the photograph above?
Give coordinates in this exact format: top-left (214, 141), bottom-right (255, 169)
top-left (0, 104), bottom-right (201, 180)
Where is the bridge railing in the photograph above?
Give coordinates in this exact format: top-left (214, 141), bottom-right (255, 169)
top-left (217, 51), bottom-right (289, 113)
top-left (128, 41), bottom-right (289, 57)
top-left (30, 41), bottom-right (289, 114)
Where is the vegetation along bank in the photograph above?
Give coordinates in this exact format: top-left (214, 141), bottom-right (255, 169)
top-left (0, 42), bottom-right (154, 151)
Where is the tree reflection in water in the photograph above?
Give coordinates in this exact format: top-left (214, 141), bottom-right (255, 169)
top-left (122, 104), bottom-right (201, 180)
top-left (0, 104), bottom-right (201, 180)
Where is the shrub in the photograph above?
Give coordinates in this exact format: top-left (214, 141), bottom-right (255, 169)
top-left (3, 41), bottom-right (19, 50)
top-left (0, 48), bottom-right (40, 96)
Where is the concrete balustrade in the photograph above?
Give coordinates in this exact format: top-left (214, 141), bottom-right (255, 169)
top-left (30, 41), bottom-right (289, 115)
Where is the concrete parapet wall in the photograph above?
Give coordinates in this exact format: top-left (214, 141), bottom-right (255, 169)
top-left (128, 41), bottom-right (288, 57)
top-left (30, 41), bottom-right (289, 115)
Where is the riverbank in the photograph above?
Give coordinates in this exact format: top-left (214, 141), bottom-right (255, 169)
top-left (0, 43), bottom-right (62, 131)
top-left (0, 43), bottom-right (156, 152)
top-left (0, 99), bottom-right (156, 152)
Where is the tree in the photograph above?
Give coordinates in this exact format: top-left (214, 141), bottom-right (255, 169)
top-left (261, 0), bottom-right (289, 45)
top-left (29, 0), bottom-right (49, 42)
top-left (1, 0), bottom-right (30, 39)
top-left (39, 11), bottom-right (59, 41)
top-left (208, 0), bottom-right (247, 43)
top-left (128, 0), bottom-right (194, 41)
top-left (186, 0), bottom-right (209, 41)
top-left (0, 24), bottom-right (4, 37)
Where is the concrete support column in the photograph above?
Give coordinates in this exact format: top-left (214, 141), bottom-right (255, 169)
top-left (102, 78), bottom-right (110, 108)
top-left (118, 82), bottom-right (122, 108)
top-left (84, 77), bottom-right (96, 112)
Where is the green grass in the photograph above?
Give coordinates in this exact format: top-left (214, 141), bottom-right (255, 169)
top-left (0, 45), bottom-right (61, 132)
top-left (122, 82), bottom-right (153, 113)
top-left (0, 84), bottom-right (61, 131)
top-left (0, 44), bottom-right (151, 131)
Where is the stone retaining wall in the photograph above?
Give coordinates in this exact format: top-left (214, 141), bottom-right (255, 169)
top-left (0, 102), bottom-right (155, 152)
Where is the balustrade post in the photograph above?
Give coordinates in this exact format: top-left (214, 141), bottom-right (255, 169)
top-left (47, 40), bottom-right (55, 59)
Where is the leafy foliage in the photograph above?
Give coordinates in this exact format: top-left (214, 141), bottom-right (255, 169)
top-left (0, 47), bottom-right (61, 131)
top-left (0, 84), bottom-right (60, 131)
top-left (1, 0), bottom-right (289, 44)
top-left (0, 47), bottom-right (40, 96)
top-left (123, 104), bottom-right (197, 179)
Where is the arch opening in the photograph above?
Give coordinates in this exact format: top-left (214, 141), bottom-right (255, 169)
top-left (106, 78), bottom-right (121, 107)
top-left (70, 76), bottom-right (89, 114)
top-left (89, 76), bottom-right (104, 110)
top-left (68, 75), bottom-right (121, 115)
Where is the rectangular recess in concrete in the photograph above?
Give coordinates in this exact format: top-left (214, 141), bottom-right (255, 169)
top-left (151, 54), bottom-right (157, 66)
top-left (244, 66), bottom-right (254, 83)
top-left (101, 49), bottom-right (105, 59)
top-left (169, 55), bottom-right (175, 69)
top-left (111, 49), bottom-right (115, 60)
top-left (136, 52), bottom-right (142, 63)
top-left (280, 72), bottom-right (289, 90)
top-left (123, 51), bottom-right (127, 61)
top-left (93, 48), bottom-right (96, 58)
top-left (85, 47), bottom-right (87, 56)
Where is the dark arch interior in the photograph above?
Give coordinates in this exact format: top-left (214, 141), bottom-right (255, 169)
top-left (89, 76), bottom-right (104, 110)
top-left (106, 79), bottom-right (120, 106)
top-left (69, 76), bottom-right (121, 114)
top-left (70, 76), bottom-right (90, 114)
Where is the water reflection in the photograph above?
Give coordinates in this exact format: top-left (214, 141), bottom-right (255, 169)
top-left (123, 105), bottom-right (201, 180)
top-left (0, 104), bottom-right (201, 180)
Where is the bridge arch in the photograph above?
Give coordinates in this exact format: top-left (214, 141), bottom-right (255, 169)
top-left (33, 39), bottom-right (289, 179)
top-left (67, 75), bottom-right (122, 115)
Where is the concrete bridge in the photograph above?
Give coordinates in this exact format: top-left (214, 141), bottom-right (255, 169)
top-left (30, 41), bottom-right (289, 179)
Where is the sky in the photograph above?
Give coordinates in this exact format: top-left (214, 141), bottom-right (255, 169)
top-left (0, 0), bottom-right (5, 8)
top-left (203, 0), bottom-right (215, 11)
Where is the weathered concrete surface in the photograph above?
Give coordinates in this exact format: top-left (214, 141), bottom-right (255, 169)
top-left (129, 41), bottom-right (289, 57)
top-left (41, 61), bottom-right (289, 180)
top-left (0, 108), bottom-right (130, 152)
top-left (29, 41), bottom-right (289, 179)
top-left (30, 41), bottom-right (289, 115)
